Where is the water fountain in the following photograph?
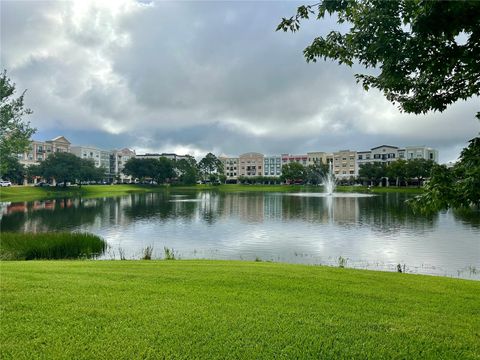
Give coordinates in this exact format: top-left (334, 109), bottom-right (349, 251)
top-left (321, 161), bottom-right (336, 195)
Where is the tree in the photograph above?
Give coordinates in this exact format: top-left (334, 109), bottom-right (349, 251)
top-left (154, 157), bottom-right (175, 184)
top-left (358, 162), bottom-right (386, 185)
top-left (1, 156), bottom-right (25, 184)
top-left (0, 70), bottom-right (36, 175)
top-left (78, 159), bottom-right (106, 185)
top-left (411, 137), bottom-right (480, 212)
top-left (386, 159), bottom-right (407, 187)
top-left (198, 153), bottom-right (223, 182)
top-left (25, 164), bottom-right (41, 183)
top-left (39, 152), bottom-right (82, 186)
top-left (280, 162), bottom-right (307, 184)
top-left (405, 159), bottom-right (435, 186)
top-left (175, 156), bottom-right (198, 185)
top-left (306, 160), bottom-right (329, 185)
top-left (277, 1), bottom-right (480, 119)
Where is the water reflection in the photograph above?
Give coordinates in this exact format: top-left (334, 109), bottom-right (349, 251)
top-left (1, 192), bottom-right (478, 279)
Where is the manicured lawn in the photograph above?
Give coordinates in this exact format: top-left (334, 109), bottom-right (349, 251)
top-left (0, 184), bottom-right (166, 202)
top-left (1, 260), bottom-right (478, 359)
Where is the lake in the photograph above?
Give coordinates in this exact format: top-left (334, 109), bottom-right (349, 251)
top-left (1, 191), bottom-right (479, 279)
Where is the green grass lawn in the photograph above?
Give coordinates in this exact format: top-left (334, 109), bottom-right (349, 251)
top-left (0, 184), bottom-right (423, 202)
top-left (0, 184), bottom-right (166, 202)
top-left (1, 260), bottom-right (478, 359)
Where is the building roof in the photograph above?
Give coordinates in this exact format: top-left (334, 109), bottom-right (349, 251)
top-left (371, 145), bottom-right (398, 150)
top-left (48, 136), bottom-right (71, 144)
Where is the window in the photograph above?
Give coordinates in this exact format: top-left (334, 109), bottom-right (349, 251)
top-left (358, 155), bottom-right (363, 160)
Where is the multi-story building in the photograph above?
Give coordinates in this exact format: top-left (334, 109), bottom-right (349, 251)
top-left (404, 146), bottom-right (438, 162)
top-left (281, 154), bottom-right (308, 166)
top-left (333, 149), bottom-right (357, 179)
top-left (263, 155), bottom-right (282, 177)
top-left (238, 153), bottom-right (264, 177)
top-left (71, 145), bottom-right (114, 181)
top-left (357, 145), bottom-right (399, 168)
top-left (111, 148), bottom-right (136, 182)
top-left (18, 136), bottom-right (71, 166)
top-left (71, 146), bottom-right (102, 167)
top-left (356, 145), bottom-right (438, 170)
top-left (219, 157), bottom-right (239, 182)
top-left (307, 152), bottom-right (331, 166)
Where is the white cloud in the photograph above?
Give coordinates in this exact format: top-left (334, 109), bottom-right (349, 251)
top-left (1, 0), bottom-right (477, 163)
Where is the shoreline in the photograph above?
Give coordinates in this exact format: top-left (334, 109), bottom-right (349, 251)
top-left (0, 184), bottom-right (424, 202)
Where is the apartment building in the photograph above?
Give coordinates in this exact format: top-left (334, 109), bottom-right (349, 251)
top-left (306, 152), bottom-right (331, 166)
top-left (239, 153), bottom-right (264, 177)
top-left (219, 157), bottom-right (239, 181)
top-left (333, 149), bottom-right (357, 178)
top-left (18, 136), bottom-right (71, 166)
top-left (264, 155), bottom-right (282, 177)
top-left (357, 145), bottom-right (400, 168)
top-left (71, 145), bottom-right (114, 180)
top-left (281, 154), bottom-right (308, 166)
top-left (405, 146), bottom-right (438, 162)
top-left (357, 145), bottom-right (438, 169)
top-left (111, 148), bottom-right (136, 182)
top-left (71, 146), bottom-right (103, 168)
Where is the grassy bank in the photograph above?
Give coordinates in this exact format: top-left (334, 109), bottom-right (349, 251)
top-left (0, 184), bottom-right (166, 202)
top-left (1, 184), bottom-right (423, 202)
top-left (0, 232), bottom-right (106, 260)
top-left (1, 260), bottom-right (478, 359)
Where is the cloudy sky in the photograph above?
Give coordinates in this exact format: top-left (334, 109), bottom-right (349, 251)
top-left (1, 0), bottom-right (478, 162)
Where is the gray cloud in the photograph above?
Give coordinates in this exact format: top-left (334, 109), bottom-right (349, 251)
top-left (1, 0), bottom-right (478, 163)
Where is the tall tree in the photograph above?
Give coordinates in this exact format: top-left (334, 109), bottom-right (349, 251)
top-left (175, 156), bottom-right (198, 185)
top-left (0, 70), bottom-right (36, 176)
top-left (277, 1), bottom-right (480, 119)
top-left (39, 152), bottom-right (82, 186)
top-left (198, 153), bottom-right (223, 182)
top-left (154, 157), bottom-right (175, 184)
top-left (386, 159), bottom-right (407, 187)
top-left (1, 157), bottom-right (25, 184)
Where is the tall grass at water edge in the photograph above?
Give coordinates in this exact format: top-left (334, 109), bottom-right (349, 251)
top-left (0, 232), bottom-right (107, 260)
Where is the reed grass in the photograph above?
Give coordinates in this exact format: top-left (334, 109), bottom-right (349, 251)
top-left (0, 232), bottom-right (107, 260)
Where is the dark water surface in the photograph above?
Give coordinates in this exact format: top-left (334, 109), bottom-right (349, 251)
top-left (1, 191), bottom-right (479, 279)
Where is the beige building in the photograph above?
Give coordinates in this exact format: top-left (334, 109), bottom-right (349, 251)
top-left (111, 148), bottom-right (136, 182)
top-left (18, 136), bottom-right (71, 166)
top-left (239, 152), bottom-right (264, 177)
top-left (333, 149), bottom-right (357, 179)
top-left (307, 152), bottom-right (331, 166)
top-left (219, 157), bottom-right (239, 182)
top-left (281, 154), bottom-right (308, 166)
